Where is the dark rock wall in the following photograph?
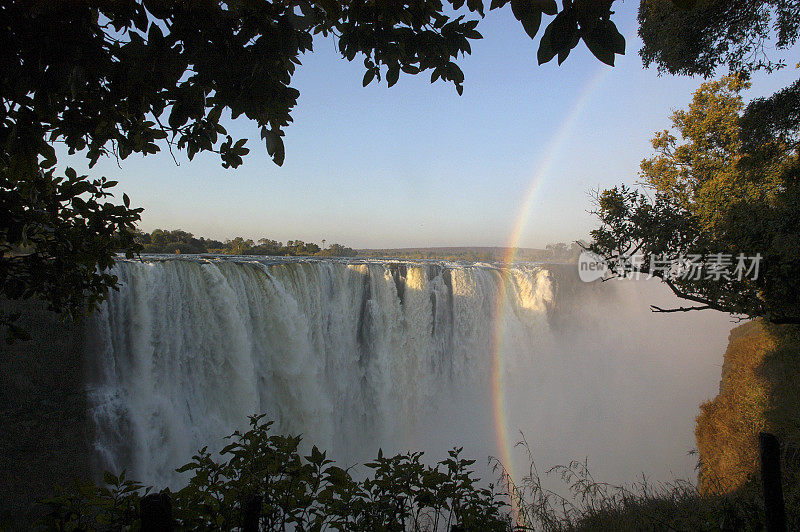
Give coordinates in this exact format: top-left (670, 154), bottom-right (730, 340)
top-left (0, 299), bottom-right (92, 529)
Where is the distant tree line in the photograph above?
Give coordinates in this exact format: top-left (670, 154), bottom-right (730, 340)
top-left (358, 249), bottom-right (499, 262)
top-left (358, 242), bottom-right (584, 263)
top-left (136, 229), bottom-right (357, 257)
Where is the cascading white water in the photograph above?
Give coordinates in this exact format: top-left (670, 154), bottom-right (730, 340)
top-left (88, 258), bottom-right (553, 487)
top-left (87, 256), bottom-right (735, 491)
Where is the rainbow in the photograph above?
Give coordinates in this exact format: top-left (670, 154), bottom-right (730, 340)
top-left (489, 65), bottom-right (609, 520)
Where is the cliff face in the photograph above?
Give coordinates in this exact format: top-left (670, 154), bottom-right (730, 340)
top-left (696, 319), bottom-right (800, 494)
top-left (0, 299), bottom-right (93, 529)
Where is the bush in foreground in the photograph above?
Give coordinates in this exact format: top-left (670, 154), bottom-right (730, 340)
top-left (36, 416), bottom-right (795, 531)
top-left (38, 415), bottom-right (509, 531)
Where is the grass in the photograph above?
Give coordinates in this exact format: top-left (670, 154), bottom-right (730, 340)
top-left (493, 438), bottom-right (766, 531)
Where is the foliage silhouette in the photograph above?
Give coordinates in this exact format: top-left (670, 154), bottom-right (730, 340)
top-left (639, 0), bottom-right (800, 77)
top-left (38, 415), bottom-right (510, 531)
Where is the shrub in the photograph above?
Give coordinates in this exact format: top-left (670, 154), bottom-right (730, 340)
top-left (37, 415), bottom-right (510, 531)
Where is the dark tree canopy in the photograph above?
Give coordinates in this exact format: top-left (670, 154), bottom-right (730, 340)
top-left (2, 0), bottom-right (628, 170)
top-left (1, 0), bottom-right (634, 339)
top-left (639, 0), bottom-right (800, 77)
top-left (740, 77), bottom-right (800, 153)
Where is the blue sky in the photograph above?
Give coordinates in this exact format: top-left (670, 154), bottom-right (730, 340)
top-left (61, 2), bottom-right (800, 249)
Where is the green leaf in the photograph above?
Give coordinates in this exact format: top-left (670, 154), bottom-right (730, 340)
top-left (386, 66), bottom-right (399, 88)
top-left (272, 136), bottom-right (285, 166)
top-left (606, 20), bottom-right (626, 55)
top-left (39, 141), bottom-right (56, 163)
top-left (583, 36), bottom-right (614, 66)
top-left (363, 68), bottom-right (375, 87)
top-left (510, 0), bottom-right (526, 20)
top-left (533, 0), bottom-right (557, 16)
top-left (669, 0), bottom-right (697, 8)
top-left (510, 0), bottom-right (543, 39)
top-left (168, 102), bottom-right (188, 130)
top-left (537, 20), bottom-right (557, 64)
top-left (467, 0), bottom-right (485, 16)
top-left (207, 105), bottom-right (223, 124)
top-left (147, 22), bottom-right (163, 45)
top-left (582, 20), bottom-right (625, 66)
top-left (549, 11), bottom-right (578, 54)
top-left (264, 129), bottom-right (279, 156)
top-left (8, 324), bottom-right (30, 341)
top-left (520, 10), bottom-right (542, 39)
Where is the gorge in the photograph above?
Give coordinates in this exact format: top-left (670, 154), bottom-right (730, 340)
top-left (85, 257), bottom-right (734, 490)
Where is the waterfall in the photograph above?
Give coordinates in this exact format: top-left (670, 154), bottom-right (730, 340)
top-left (88, 258), bottom-right (553, 487)
top-left (87, 257), bottom-right (735, 490)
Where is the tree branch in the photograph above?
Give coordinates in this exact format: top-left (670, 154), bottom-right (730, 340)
top-left (650, 304), bottom-right (713, 313)
top-left (662, 278), bottom-right (726, 311)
